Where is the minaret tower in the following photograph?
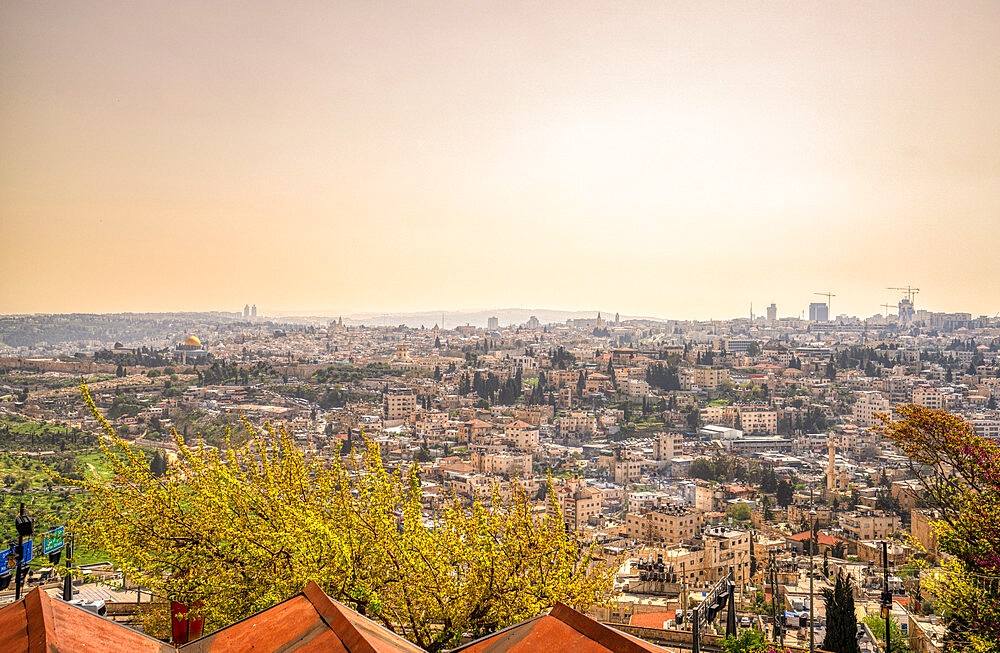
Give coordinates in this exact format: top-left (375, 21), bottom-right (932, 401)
top-left (827, 438), bottom-right (837, 493)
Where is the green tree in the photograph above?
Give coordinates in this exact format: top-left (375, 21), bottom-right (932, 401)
top-left (863, 613), bottom-right (910, 653)
top-left (761, 494), bottom-right (774, 522)
top-left (69, 384), bottom-right (615, 651)
top-left (776, 479), bottom-right (793, 507)
top-left (822, 571), bottom-right (860, 653)
top-left (727, 502), bottom-right (752, 522)
top-left (689, 458), bottom-right (715, 481)
top-left (685, 407), bottom-right (700, 431)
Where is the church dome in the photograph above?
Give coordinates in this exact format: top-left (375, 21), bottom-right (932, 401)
top-left (184, 335), bottom-right (202, 348)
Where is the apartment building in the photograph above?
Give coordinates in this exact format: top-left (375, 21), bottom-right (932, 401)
top-left (969, 416), bottom-right (1000, 440)
top-left (549, 369), bottom-right (578, 389)
top-left (383, 387), bottom-right (417, 423)
top-left (627, 491), bottom-right (663, 514)
top-left (585, 372), bottom-right (613, 395)
top-left (624, 504), bottom-right (702, 544)
top-left (470, 450), bottom-right (532, 477)
top-left (614, 456), bottom-right (646, 484)
top-left (725, 338), bottom-right (756, 355)
top-left (457, 419), bottom-right (493, 444)
top-left (504, 420), bottom-right (539, 451)
top-left (653, 432), bottom-right (680, 463)
top-left (737, 406), bottom-right (778, 435)
top-left (852, 390), bottom-right (890, 427)
top-left (558, 412), bottom-right (597, 437)
top-left (558, 481), bottom-right (604, 530)
top-left (703, 404), bottom-right (737, 427)
top-left (678, 479), bottom-right (716, 512)
top-left (912, 386), bottom-right (945, 410)
top-left (626, 378), bottom-right (651, 401)
top-left (664, 527), bottom-right (753, 585)
top-left (842, 510), bottom-right (902, 541)
top-left (882, 376), bottom-right (913, 405)
top-left (682, 367), bottom-right (729, 392)
top-left (512, 404), bottom-right (554, 427)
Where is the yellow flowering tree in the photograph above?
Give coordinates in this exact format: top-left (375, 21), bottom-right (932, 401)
top-left (875, 405), bottom-right (1000, 653)
top-left (68, 384), bottom-right (615, 651)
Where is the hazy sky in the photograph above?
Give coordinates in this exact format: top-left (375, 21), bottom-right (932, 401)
top-left (3, 1), bottom-right (999, 319)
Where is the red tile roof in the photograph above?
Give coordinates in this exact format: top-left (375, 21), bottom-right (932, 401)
top-left (0, 586), bottom-right (173, 653)
top-left (788, 532), bottom-right (844, 547)
top-left (183, 581), bottom-right (423, 653)
top-left (450, 603), bottom-right (668, 653)
top-left (1, 585), bottom-right (673, 653)
top-left (628, 611), bottom-right (677, 629)
top-left (1, 582), bottom-right (425, 653)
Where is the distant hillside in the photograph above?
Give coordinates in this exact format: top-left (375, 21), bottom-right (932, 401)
top-left (338, 308), bottom-right (662, 328)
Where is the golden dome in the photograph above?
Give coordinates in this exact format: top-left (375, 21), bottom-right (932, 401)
top-left (184, 335), bottom-right (202, 347)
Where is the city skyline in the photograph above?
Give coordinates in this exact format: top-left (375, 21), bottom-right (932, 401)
top-left (4, 2), bottom-right (1000, 317)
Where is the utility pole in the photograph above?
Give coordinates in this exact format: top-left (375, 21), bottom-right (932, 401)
top-left (881, 540), bottom-right (892, 653)
top-left (809, 507), bottom-right (817, 653)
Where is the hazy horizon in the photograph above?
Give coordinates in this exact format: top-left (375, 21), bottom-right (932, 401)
top-left (0, 301), bottom-right (984, 323)
top-left (4, 2), bottom-right (1000, 318)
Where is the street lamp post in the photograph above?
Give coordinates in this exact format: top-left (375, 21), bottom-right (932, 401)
top-left (809, 507), bottom-right (817, 653)
top-left (881, 540), bottom-right (892, 653)
top-left (14, 503), bottom-right (34, 601)
top-left (771, 551), bottom-right (783, 645)
top-left (63, 535), bottom-right (74, 601)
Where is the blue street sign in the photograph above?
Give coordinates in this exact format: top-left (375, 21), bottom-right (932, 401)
top-left (44, 526), bottom-right (65, 554)
top-left (0, 539), bottom-right (33, 573)
top-left (0, 546), bottom-right (12, 575)
top-left (20, 539), bottom-right (33, 563)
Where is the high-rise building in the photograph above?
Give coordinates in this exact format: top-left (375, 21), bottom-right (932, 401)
top-left (384, 387), bottom-right (417, 422)
top-left (251, 304), bottom-right (257, 317)
top-left (766, 303), bottom-right (777, 324)
top-left (808, 302), bottom-right (829, 322)
top-left (898, 298), bottom-right (914, 325)
top-left (487, 316), bottom-right (499, 330)
top-left (243, 304), bottom-right (250, 318)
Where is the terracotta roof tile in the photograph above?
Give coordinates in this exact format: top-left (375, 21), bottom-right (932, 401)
top-left (628, 612), bottom-right (677, 629)
top-left (449, 603), bottom-right (667, 653)
top-left (183, 581), bottom-right (423, 653)
top-left (0, 587), bottom-right (172, 653)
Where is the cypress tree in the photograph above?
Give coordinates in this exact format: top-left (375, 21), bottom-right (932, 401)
top-left (822, 570), bottom-right (860, 653)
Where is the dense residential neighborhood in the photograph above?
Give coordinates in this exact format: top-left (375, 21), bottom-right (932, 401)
top-left (3, 305), bottom-right (999, 651)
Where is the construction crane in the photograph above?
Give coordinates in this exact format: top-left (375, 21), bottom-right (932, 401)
top-left (888, 286), bottom-right (920, 302)
top-left (880, 303), bottom-right (895, 316)
top-left (814, 291), bottom-right (836, 314)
